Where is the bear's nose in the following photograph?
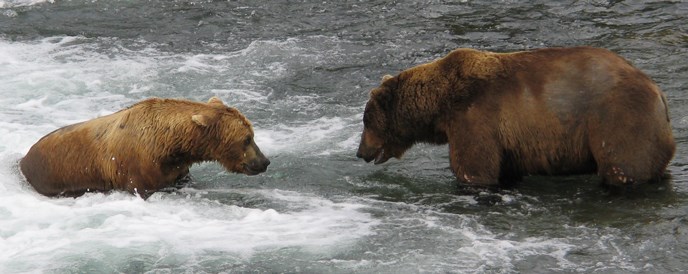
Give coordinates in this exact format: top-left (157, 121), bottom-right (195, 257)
top-left (253, 157), bottom-right (270, 172)
top-left (244, 157), bottom-right (269, 175)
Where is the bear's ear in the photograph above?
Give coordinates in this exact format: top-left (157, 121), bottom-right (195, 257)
top-left (192, 114), bottom-right (211, 127)
top-left (380, 74), bottom-right (399, 88)
top-left (207, 96), bottom-right (225, 107)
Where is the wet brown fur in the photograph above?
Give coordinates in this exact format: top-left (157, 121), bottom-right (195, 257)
top-left (20, 97), bottom-right (269, 199)
top-left (357, 46), bottom-right (675, 188)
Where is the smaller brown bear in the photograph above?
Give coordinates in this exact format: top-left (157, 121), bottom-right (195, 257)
top-left (357, 46), bottom-right (675, 189)
top-left (20, 97), bottom-right (270, 199)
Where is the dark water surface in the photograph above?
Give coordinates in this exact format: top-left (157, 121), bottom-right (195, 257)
top-left (1, 0), bottom-right (687, 273)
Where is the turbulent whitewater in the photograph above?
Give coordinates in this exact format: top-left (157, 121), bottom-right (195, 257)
top-left (1, 0), bottom-right (687, 273)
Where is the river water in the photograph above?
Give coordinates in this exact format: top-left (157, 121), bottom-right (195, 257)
top-left (0, 0), bottom-right (687, 273)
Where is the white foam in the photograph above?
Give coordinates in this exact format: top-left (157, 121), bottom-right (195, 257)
top-left (255, 116), bottom-right (356, 156)
top-left (0, 0), bottom-right (53, 9)
top-left (0, 180), bottom-right (378, 270)
top-left (176, 54), bottom-right (230, 73)
top-left (459, 233), bottom-right (577, 271)
top-left (0, 37), bottom-right (155, 140)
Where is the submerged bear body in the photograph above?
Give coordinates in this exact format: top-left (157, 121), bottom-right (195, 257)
top-left (357, 46), bottom-right (675, 188)
top-left (20, 97), bottom-right (270, 199)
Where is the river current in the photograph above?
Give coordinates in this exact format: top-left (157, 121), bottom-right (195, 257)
top-left (1, 1), bottom-right (687, 273)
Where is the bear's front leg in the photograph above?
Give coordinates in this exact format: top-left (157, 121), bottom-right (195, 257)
top-left (446, 124), bottom-right (502, 187)
top-left (123, 168), bottom-right (172, 200)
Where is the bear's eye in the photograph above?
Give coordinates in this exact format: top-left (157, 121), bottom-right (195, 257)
top-left (244, 136), bottom-right (252, 147)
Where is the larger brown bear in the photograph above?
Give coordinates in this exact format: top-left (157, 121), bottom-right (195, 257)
top-left (20, 97), bottom-right (270, 199)
top-left (357, 46), bottom-right (675, 189)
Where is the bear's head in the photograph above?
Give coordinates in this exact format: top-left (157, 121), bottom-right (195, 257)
top-left (356, 75), bottom-right (414, 164)
top-left (192, 97), bottom-right (270, 175)
top-left (356, 50), bottom-right (501, 165)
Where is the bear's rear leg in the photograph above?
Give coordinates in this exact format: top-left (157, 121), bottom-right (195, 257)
top-left (588, 92), bottom-right (675, 189)
top-left (592, 141), bottom-right (667, 189)
top-left (597, 163), bottom-right (639, 190)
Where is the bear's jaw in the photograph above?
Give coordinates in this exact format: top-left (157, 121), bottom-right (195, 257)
top-left (374, 148), bottom-right (392, 165)
top-left (357, 145), bottom-right (393, 164)
top-left (241, 162), bottom-right (269, 175)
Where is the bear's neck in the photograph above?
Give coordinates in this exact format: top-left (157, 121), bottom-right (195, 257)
top-left (392, 76), bottom-right (449, 145)
top-left (136, 117), bottom-right (216, 167)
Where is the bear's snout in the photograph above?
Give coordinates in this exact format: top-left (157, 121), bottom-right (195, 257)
top-left (357, 129), bottom-right (387, 164)
top-left (356, 145), bottom-right (375, 163)
top-left (245, 156), bottom-right (270, 175)
top-left (242, 142), bottom-right (270, 175)
top-left (357, 142), bottom-right (389, 164)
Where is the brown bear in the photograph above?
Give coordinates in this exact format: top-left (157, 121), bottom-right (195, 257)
top-left (20, 97), bottom-right (270, 199)
top-left (356, 46), bottom-right (675, 189)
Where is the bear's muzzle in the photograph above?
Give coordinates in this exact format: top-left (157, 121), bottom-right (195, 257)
top-left (356, 143), bottom-right (390, 165)
top-left (243, 157), bottom-right (270, 175)
top-left (243, 144), bottom-right (270, 175)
